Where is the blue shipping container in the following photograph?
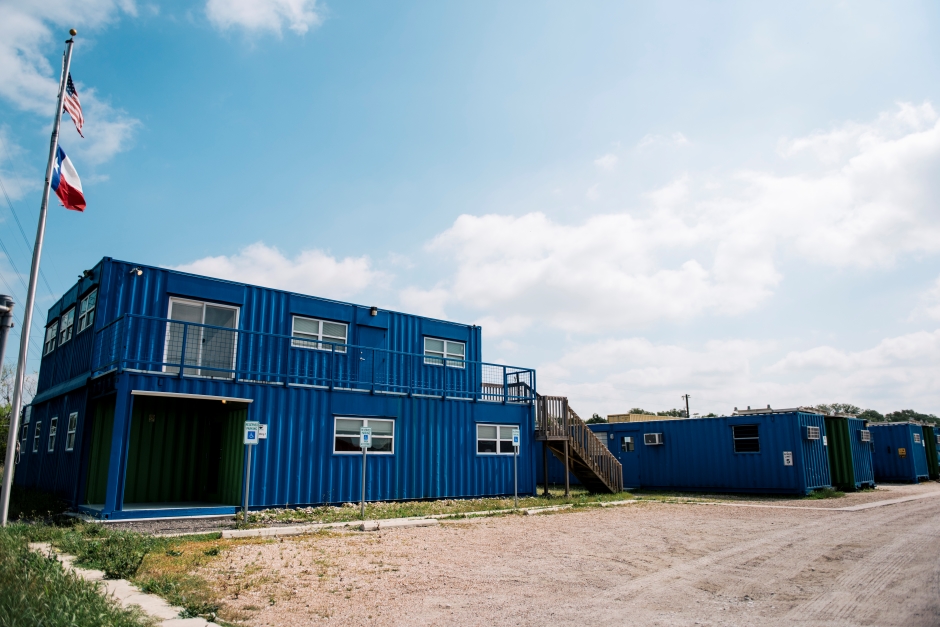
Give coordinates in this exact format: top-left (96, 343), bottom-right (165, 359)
top-left (585, 412), bottom-right (831, 495)
top-left (16, 258), bottom-right (539, 520)
top-left (870, 423), bottom-right (930, 483)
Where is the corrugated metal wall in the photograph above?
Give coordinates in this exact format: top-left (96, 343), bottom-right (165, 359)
top-left (84, 398), bottom-right (114, 504)
top-left (576, 413), bottom-right (831, 495)
top-left (871, 423), bottom-right (929, 482)
top-left (923, 425), bottom-right (940, 480)
top-left (110, 373), bottom-right (534, 512)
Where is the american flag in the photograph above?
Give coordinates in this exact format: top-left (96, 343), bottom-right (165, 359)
top-left (63, 73), bottom-right (84, 138)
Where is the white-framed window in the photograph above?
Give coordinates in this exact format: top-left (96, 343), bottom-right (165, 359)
top-left (43, 322), bottom-right (58, 355)
top-left (78, 289), bottom-right (97, 333)
top-left (333, 417), bottom-right (394, 454)
top-left (59, 308), bottom-right (75, 345)
top-left (732, 424), bottom-right (760, 453)
top-left (424, 338), bottom-right (466, 368)
top-left (164, 298), bottom-right (239, 378)
top-left (477, 424), bottom-right (518, 455)
top-left (292, 316), bottom-right (347, 353)
top-left (20, 422), bottom-right (28, 447)
top-left (65, 412), bottom-right (78, 451)
top-left (47, 416), bottom-right (58, 452)
top-left (32, 421), bottom-right (42, 453)
top-left (621, 436), bottom-right (635, 452)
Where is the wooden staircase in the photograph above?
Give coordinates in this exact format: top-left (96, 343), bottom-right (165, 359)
top-left (536, 395), bottom-right (623, 494)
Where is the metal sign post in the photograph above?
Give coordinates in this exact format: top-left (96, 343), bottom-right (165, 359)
top-left (242, 420), bottom-right (260, 526)
top-left (360, 427), bottom-right (372, 519)
top-left (512, 428), bottom-right (520, 508)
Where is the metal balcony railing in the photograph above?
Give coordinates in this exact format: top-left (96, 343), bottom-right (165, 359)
top-left (92, 314), bottom-right (536, 402)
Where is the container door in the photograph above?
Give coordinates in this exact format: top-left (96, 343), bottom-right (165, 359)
top-left (357, 327), bottom-right (387, 390)
top-left (201, 305), bottom-right (238, 378)
top-left (616, 429), bottom-right (641, 488)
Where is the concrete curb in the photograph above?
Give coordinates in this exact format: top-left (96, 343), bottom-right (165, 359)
top-left (28, 542), bottom-right (217, 626)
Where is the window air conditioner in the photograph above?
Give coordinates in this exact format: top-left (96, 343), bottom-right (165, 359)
top-left (858, 430), bottom-right (871, 443)
top-left (804, 426), bottom-right (821, 440)
top-left (644, 433), bottom-right (664, 446)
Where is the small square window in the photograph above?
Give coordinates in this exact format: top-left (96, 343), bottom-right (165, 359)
top-left (732, 424), bottom-right (760, 453)
top-left (44, 322), bottom-right (58, 355)
top-left (621, 436), bottom-right (635, 452)
top-left (78, 289), bottom-right (97, 333)
top-left (292, 316), bottom-right (347, 353)
top-left (65, 412), bottom-right (78, 451)
top-left (59, 309), bottom-right (75, 345)
top-left (333, 417), bottom-right (394, 454)
top-left (424, 338), bottom-right (466, 368)
top-left (477, 424), bottom-right (518, 455)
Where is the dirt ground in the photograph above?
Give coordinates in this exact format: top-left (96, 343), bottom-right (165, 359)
top-left (204, 483), bottom-right (940, 626)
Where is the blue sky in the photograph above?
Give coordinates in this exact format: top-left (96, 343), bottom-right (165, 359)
top-left (2, 0), bottom-right (940, 416)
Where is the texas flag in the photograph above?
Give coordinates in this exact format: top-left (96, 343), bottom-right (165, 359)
top-left (51, 145), bottom-right (85, 212)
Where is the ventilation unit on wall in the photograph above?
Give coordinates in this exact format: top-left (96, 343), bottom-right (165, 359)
top-left (644, 433), bottom-right (664, 446)
top-left (859, 430), bottom-right (871, 443)
top-left (913, 433), bottom-right (921, 444)
top-left (804, 426), bottom-right (821, 440)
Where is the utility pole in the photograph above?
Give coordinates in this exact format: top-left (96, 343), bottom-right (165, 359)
top-left (682, 394), bottom-right (691, 419)
top-left (0, 31), bottom-right (77, 527)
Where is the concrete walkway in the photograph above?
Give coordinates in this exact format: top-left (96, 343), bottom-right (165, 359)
top-left (29, 542), bottom-right (216, 627)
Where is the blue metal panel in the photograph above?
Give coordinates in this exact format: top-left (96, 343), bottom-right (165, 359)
top-left (576, 414), bottom-right (831, 495)
top-left (870, 423), bottom-right (930, 482)
top-left (14, 389), bottom-right (89, 505)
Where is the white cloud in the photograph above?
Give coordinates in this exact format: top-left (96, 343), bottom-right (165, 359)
top-left (585, 184), bottom-right (600, 201)
top-left (911, 275), bottom-right (940, 321)
top-left (637, 131), bottom-right (689, 149)
top-left (0, 1), bottom-right (140, 163)
top-left (594, 153), bottom-right (618, 171)
top-left (205, 0), bottom-right (323, 35)
top-left (538, 330), bottom-right (940, 417)
top-left (175, 242), bottom-right (381, 300)
top-left (0, 129), bottom-right (38, 201)
top-left (398, 286), bottom-right (449, 320)
top-left (423, 103), bottom-right (940, 333)
top-left (474, 315), bottom-right (531, 339)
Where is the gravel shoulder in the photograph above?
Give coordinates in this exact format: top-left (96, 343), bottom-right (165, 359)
top-left (199, 481), bottom-right (940, 626)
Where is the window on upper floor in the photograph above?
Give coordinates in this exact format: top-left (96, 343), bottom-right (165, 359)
top-left (78, 289), bottom-right (97, 333)
top-left (59, 308), bottom-right (75, 345)
top-left (32, 421), bottom-right (42, 453)
top-left (47, 416), bottom-right (58, 452)
top-left (292, 316), bottom-right (348, 353)
top-left (44, 321), bottom-right (58, 355)
top-left (165, 298), bottom-right (239, 378)
top-left (424, 338), bottom-right (465, 368)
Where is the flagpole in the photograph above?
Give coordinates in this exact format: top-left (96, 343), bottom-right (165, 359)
top-left (0, 30), bottom-right (77, 526)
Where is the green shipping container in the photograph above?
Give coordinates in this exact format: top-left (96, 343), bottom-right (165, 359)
top-left (923, 425), bottom-right (939, 481)
top-left (824, 416), bottom-right (875, 491)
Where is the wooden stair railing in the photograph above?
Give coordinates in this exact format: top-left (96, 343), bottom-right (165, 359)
top-left (535, 395), bottom-right (623, 494)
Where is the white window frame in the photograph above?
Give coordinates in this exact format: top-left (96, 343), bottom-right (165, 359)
top-left (44, 321), bottom-right (58, 355)
top-left (291, 316), bottom-right (348, 353)
top-left (476, 424), bottom-right (518, 455)
top-left (59, 308), bottom-right (75, 345)
top-left (333, 417), bottom-right (394, 455)
top-left (32, 421), bottom-right (41, 453)
top-left (424, 337), bottom-right (466, 368)
top-left (47, 416), bottom-right (58, 452)
top-left (163, 298), bottom-right (240, 377)
top-left (78, 289), bottom-right (97, 333)
top-left (65, 412), bottom-right (78, 451)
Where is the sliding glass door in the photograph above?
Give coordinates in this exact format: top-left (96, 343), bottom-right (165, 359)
top-left (164, 299), bottom-right (239, 378)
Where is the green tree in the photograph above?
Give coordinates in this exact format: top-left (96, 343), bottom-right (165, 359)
top-left (657, 408), bottom-right (687, 417)
top-left (885, 409), bottom-right (940, 426)
top-left (857, 409), bottom-right (885, 423)
top-left (629, 408), bottom-right (655, 415)
top-left (814, 403), bottom-right (862, 416)
top-left (585, 413), bottom-right (607, 424)
top-left (0, 365), bottom-right (38, 464)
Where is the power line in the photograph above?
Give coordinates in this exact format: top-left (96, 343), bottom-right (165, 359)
top-left (0, 172), bottom-right (57, 298)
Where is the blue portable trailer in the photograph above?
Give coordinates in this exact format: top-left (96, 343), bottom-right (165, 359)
top-left (15, 257), bottom-right (538, 520)
top-left (583, 410), bottom-right (832, 495)
top-left (870, 423), bottom-right (930, 483)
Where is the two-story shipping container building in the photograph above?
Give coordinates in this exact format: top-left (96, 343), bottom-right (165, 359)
top-left (14, 258), bottom-right (538, 520)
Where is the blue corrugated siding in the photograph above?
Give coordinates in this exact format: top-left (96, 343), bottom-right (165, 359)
top-left (572, 413), bottom-right (830, 495)
top-left (870, 423), bottom-right (930, 482)
top-left (116, 373), bottom-right (535, 511)
top-left (14, 389), bottom-right (89, 504)
top-left (846, 417), bottom-right (875, 488)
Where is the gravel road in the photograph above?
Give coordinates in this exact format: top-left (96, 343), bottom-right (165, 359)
top-left (206, 483), bottom-right (940, 626)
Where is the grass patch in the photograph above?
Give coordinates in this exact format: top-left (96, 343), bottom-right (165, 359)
top-left (245, 486), bottom-right (632, 525)
top-left (0, 526), bottom-right (152, 627)
top-left (805, 487), bottom-right (845, 500)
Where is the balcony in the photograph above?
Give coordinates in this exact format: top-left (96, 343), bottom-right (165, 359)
top-left (92, 314), bottom-right (536, 402)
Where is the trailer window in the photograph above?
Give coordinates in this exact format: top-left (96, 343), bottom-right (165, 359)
top-left (477, 424), bottom-right (517, 454)
top-left (44, 322), bottom-right (58, 355)
top-left (78, 289), bottom-right (97, 333)
top-left (65, 412), bottom-right (78, 451)
top-left (32, 422), bottom-right (41, 453)
top-left (732, 424), bottom-right (760, 453)
top-left (47, 417), bottom-right (58, 452)
top-left (333, 417), bottom-right (394, 454)
top-left (292, 316), bottom-right (347, 353)
top-left (621, 436), bottom-right (635, 452)
top-left (424, 338), bottom-right (465, 368)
